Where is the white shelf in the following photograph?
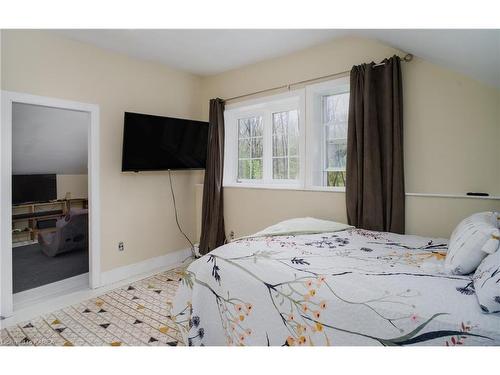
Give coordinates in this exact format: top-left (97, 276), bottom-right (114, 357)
top-left (221, 183), bottom-right (500, 200)
top-left (406, 193), bottom-right (500, 200)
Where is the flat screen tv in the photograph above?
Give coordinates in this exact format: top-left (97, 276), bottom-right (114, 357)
top-left (122, 112), bottom-right (209, 172)
top-left (12, 174), bottom-right (57, 205)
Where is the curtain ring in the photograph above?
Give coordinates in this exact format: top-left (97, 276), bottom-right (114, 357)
top-left (403, 54), bottom-right (413, 62)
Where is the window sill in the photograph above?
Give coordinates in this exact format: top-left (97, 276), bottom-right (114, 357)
top-left (223, 182), bottom-right (346, 193)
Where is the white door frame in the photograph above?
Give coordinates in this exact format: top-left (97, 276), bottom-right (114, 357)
top-left (0, 90), bottom-right (101, 318)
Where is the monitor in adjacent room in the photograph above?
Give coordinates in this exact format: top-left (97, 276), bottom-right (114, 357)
top-left (12, 174), bottom-right (57, 205)
top-left (121, 112), bottom-right (209, 172)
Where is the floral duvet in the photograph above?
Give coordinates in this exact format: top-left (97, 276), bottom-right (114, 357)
top-left (172, 229), bottom-right (500, 346)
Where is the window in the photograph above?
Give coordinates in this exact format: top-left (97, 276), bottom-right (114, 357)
top-left (237, 116), bottom-right (263, 180)
top-left (323, 92), bottom-right (349, 187)
top-left (224, 77), bottom-right (349, 191)
top-left (306, 76), bottom-right (350, 190)
top-left (224, 92), bottom-right (304, 188)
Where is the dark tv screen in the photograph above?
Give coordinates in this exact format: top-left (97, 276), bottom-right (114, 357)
top-left (122, 112), bottom-right (209, 171)
top-left (12, 174), bottom-right (57, 204)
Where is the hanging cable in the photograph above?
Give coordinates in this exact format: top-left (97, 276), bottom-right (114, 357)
top-left (168, 169), bottom-right (196, 260)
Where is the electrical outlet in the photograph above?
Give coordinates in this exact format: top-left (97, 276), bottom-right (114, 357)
top-left (118, 241), bottom-right (124, 251)
top-left (229, 230), bottom-right (235, 241)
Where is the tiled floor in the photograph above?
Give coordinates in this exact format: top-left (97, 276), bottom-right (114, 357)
top-left (1, 267), bottom-right (185, 346)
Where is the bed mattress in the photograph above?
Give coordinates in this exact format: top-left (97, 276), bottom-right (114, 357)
top-left (172, 228), bottom-right (500, 346)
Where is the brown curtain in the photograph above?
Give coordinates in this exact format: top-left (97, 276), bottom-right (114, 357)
top-left (199, 98), bottom-right (227, 255)
top-left (346, 56), bottom-right (405, 234)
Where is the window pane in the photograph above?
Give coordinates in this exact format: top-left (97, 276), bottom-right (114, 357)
top-left (272, 136), bottom-right (287, 157)
top-left (326, 171), bottom-right (346, 187)
top-left (326, 140), bottom-right (347, 169)
top-left (272, 114), bottom-right (286, 138)
top-left (320, 90), bottom-right (349, 187)
top-left (237, 115), bottom-right (263, 180)
top-left (251, 137), bottom-right (263, 158)
top-left (238, 119), bottom-right (251, 138)
top-left (288, 111), bottom-right (299, 156)
top-left (238, 139), bottom-right (250, 158)
top-left (288, 111), bottom-right (299, 135)
top-left (251, 117), bottom-right (263, 137)
top-left (272, 157), bottom-right (287, 179)
top-left (251, 159), bottom-right (263, 179)
top-left (326, 122), bottom-right (347, 140)
top-left (238, 160), bottom-right (251, 179)
top-left (272, 110), bottom-right (299, 180)
top-left (289, 132), bottom-right (298, 156)
top-left (289, 157), bottom-right (299, 180)
top-left (324, 92), bottom-right (349, 124)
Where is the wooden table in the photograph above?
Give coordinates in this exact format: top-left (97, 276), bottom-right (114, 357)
top-left (12, 198), bottom-right (88, 242)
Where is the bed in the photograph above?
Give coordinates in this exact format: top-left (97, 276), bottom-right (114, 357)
top-left (171, 224), bottom-right (500, 346)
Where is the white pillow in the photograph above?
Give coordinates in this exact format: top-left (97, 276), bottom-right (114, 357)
top-left (242, 217), bottom-right (353, 239)
top-left (444, 212), bottom-right (500, 275)
top-left (473, 249), bottom-right (500, 313)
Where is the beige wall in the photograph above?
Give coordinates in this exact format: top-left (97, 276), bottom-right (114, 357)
top-left (56, 174), bottom-right (88, 200)
top-left (3, 30), bottom-right (499, 273)
top-left (1, 30), bottom-right (203, 271)
top-left (194, 185), bottom-right (499, 240)
top-left (199, 36), bottom-right (500, 239)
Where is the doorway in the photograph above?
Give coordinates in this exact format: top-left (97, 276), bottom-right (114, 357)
top-left (1, 91), bottom-right (100, 318)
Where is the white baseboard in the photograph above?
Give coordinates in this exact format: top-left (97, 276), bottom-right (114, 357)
top-left (100, 247), bottom-right (191, 287)
top-left (12, 239), bottom-right (37, 248)
top-left (14, 272), bottom-right (89, 310)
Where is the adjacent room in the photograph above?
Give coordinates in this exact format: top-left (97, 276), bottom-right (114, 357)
top-left (11, 103), bottom-right (89, 293)
top-left (0, 28), bottom-right (499, 349)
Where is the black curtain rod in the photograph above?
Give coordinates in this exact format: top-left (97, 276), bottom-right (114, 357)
top-left (223, 53), bottom-right (413, 102)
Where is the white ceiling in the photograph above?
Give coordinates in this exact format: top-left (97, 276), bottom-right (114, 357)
top-left (365, 30), bottom-right (500, 88)
top-left (13, 103), bottom-right (89, 175)
top-left (56, 29), bottom-right (343, 75)
top-left (55, 29), bottom-right (500, 87)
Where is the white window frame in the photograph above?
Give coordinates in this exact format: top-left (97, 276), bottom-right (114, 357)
top-left (224, 90), bottom-right (306, 189)
top-left (223, 76), bottom-right (349, 192)
top-left (305, 76), bottom-right (350, 192)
